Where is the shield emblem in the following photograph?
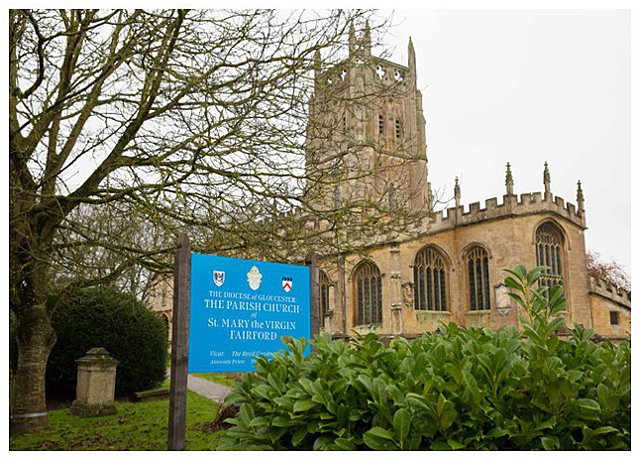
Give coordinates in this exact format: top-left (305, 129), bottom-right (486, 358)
top-left (213, 270), bottom-right (225, 287)
top-left (282, 277), bottom-right (292, 293)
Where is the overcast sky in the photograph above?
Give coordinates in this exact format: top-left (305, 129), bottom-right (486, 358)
top-left (3, 7), bottom-right (630, 272)
top-left (373, 9), bottom-right (630, 270)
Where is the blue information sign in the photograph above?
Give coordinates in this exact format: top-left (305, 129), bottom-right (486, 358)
top-left (188, 253), bottom-right (311, 372)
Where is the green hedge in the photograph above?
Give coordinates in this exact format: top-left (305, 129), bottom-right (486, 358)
top-left (47, 287), bottom-right (168, 397)
top-left (219, 266), bottom-right (630, 450)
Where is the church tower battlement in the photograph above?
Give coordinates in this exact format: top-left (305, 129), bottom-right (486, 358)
top-left (306, 23), bottom-right (430, 215)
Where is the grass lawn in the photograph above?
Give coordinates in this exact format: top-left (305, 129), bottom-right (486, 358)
top-left (10, 383), bottom-right (226, 451)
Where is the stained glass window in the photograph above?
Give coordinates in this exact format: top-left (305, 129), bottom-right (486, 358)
top-left (467, 246), bottom-right (490, 311)
top-left (354, 261), bottom-right (382, 325)
top-left (414, 247), bottom-right (448, 311)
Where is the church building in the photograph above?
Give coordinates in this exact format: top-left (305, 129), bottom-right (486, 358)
top-left (148, 25), bottom-right (630, 343)
top-left (303, 24), bottom-right (630, 342)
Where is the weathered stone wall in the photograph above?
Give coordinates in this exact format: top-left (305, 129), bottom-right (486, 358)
top-left (589, 276), bottom-right (631, 339)
top-left (320, 199), bottom-right (594, 337)
top-left (146, 275), bottom-right (173, 342)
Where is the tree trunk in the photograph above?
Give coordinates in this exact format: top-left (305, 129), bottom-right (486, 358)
top-left (11, 303), bottom-right (56, 433)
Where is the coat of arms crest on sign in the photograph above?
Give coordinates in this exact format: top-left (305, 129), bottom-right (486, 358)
top-left (213, 270), bottom-right (225, 287)
top-left (282, 277), bottom-right (293, 293)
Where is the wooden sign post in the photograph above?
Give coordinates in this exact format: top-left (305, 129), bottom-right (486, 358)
top-left (168, 233), bottom-right (191, 451)
top-left (307, 253), bottom-right (321, 339)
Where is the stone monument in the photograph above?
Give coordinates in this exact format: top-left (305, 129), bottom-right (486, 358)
top-left (70, 347), bottom-right (119, 417)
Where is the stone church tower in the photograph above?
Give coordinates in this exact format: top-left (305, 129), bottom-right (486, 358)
top-left (305, 23), bottom-right (431, 215)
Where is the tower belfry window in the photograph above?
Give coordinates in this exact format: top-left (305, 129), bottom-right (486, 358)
top-left (535, 222), bottom-right (565, 292)
top-left (395, 118), bottom-right (402, 140)
top-left (378, 115), bottom-right (384, 135)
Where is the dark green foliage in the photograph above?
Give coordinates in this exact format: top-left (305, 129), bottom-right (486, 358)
top-left (219, 266), bottom-right (630, 450)
top-left (47, 287), bottom-right (167, 397)
top-left (10, 309), bottom-right (18, 373)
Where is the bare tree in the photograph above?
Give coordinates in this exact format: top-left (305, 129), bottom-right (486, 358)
top-left (51, 201), bottom-right (173, 301)
top-left (10, 9), bottom-right (417, 431)
top-left (586, 251), bottom-right (630, 292)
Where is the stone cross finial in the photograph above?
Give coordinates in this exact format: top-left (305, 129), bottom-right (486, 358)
top-left (454, 176), bottom-right (461, 207)
top-left (427, 182), bottom-right (434, 210)
top-left (505, 162), bottom-right (514, 195)
top-left (543, 161), bottom-right (551, 195)
top-left (577, 180), bottom-right (584, 213)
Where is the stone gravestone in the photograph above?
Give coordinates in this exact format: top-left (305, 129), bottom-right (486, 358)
top-left (70, 347), bottom-right (119, 417)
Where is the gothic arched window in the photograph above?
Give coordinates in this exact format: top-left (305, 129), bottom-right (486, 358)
top-left (353, 261), bottom-right (382, 325)
top-left (414, 247), bottom-right (448, 311)
top-left (319, 270), bottom-right (331, 328)
top-left (466, 246), bottom-right (490, 311)
top-left (535, 221), bottom-right (565, 291)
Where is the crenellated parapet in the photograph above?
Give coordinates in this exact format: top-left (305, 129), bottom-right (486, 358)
top-left (589, 276), bottom-right (631, 309)
top-left (403, 162), bottom-right (588, 238)
top-left (407, 191), bottom-right (586, 237)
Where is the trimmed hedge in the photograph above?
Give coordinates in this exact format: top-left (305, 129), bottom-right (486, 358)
top-left (47, 287), bottom-right (167, 397)
top-left (219, 266), bottom-right (631, 450)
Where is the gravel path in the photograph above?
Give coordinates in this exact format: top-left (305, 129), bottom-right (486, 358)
top-left (165, 370), bottom-right (234, 403)
top-left (187, 375), bottom-right (233, 403)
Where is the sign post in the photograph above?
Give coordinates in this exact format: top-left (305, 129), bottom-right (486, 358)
top-left (168, 233), bottom-right (190, 451)
top-left (307, 253), bottom-right (321, 339)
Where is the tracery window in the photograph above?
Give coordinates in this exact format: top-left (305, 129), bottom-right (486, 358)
top-left (319, 270), bottom-right (331, 328)
top-left (354, 261), bottom-right (382, 325)
top-left (535, 221), bottom-right (565, 291)
top-left (466, 246), bottom-right (490, 311)
top-left (413, 247), bottom-right (448, 311)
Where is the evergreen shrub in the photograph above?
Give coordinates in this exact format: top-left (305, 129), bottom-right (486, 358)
top-left (220, 266), bottom-right (630, 450)
top-left (46, 287), bottom-right (167, 397)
